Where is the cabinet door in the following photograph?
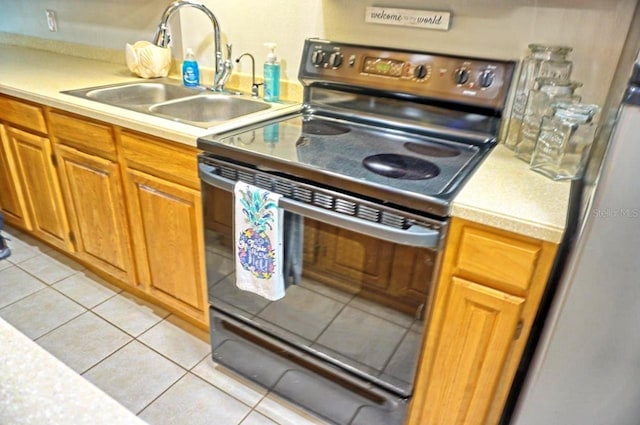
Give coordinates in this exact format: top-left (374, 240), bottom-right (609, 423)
top-left (126, 168), bottom-right (206, 323)
top-left (419, 277), bottom-right (524, 425)
top-left (8, 126), bottom-right (71, 250)
top-left (0, 124), bottom-right (31, 229)
top-left (56, 144), bottom-right (134, 283)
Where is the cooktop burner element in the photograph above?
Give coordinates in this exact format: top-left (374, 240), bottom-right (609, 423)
top-left (302, 119), bottom-right (351, 135)
top-left (404, 142), bottom-right (461, 158)
top-left (363, 154), bottom-right (440, 180)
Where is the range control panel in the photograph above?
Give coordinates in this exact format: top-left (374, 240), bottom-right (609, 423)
top-left (299, 38), bottom-right (516, 111)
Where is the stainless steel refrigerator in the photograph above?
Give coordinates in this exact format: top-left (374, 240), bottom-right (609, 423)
top-left (506, 5), bottom-right (640, 424)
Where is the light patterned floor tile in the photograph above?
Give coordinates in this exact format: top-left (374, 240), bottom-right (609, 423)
top-left (83, 341), bottom-right (185, 414)
top-left (0, 287), bottom-right (85, 339)
top-left (93, 292), bottom-right (169, 337)
top-left (53, 272), bottom-right (120, 309)
top-left (3, 236), bottom-right (41, 265)
top-left (0, 266), bottom-right (47, 309)
top-left (0, 258), bottom-right (11, 271)
top-left (138, 315), bottom-right (210, 369)
top-left (139, 373), bottom-right (252, 425)
top-left (36, 311), bottom-right (132, 373)
top-left (46, 249), bottom-right (86, 272)
top-left (17, 253), bottom-right (80, 285)
top-left (256, 394), bottom-right (331, 425)
top-left (240, 411), bottom-right (279, 425)
top-left (191, 355), bottom-right (267, 407)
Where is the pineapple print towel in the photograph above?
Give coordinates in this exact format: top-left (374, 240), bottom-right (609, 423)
top-left (234, 182), bottom-right (285, 301)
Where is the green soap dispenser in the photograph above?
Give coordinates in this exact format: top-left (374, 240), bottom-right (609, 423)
top-left (263, 42), bottom-right (280, 102)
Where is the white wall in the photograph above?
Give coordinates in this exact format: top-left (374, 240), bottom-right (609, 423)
top-left (0, 0), bottom-right (637, 105)
top-left (0, 0), bottom-right (161, 50)
top-left (178, 0), bottom-right (324, 82)
top-left (319, 0), bottom-right (637, 106)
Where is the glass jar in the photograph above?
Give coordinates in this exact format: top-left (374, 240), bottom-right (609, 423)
top-left (514, 77), bottom-right (582, 163)
top-left (530, 102), bottom-right (600, 181)
top-left (504, 44), bottom-right (573, 149)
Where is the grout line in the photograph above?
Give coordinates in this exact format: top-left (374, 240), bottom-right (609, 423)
top-left (0, 280), bottom-right (49, 313)
top-left (33, 309), bottom-right (91, 343)
top-left (80, 338), bottom-right (146, 377)
top-left (134, 368), bottom-right (189, 416)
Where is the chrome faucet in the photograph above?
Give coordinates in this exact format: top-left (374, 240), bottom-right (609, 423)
top-left (235, 53), bottom-right (262, 98)
top-left (153, 0), bottom-right (232, 91)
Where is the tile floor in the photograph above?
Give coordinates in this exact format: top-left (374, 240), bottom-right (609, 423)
top-left (0, 226), bottom-right (330, 425)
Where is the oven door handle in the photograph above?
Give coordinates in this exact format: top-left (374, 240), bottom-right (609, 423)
top-left (199, 163), bottom-right (442, 249)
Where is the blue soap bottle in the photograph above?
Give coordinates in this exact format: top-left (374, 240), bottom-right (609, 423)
top-left (182, 48), bottom-right (200, 87)
top-left (263, 43), bottom-right (280, 102)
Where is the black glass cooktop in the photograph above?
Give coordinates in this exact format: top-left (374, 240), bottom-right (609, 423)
top-left (200, 115), bottom-right (483, 199)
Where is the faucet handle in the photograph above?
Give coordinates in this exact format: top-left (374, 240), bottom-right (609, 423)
top-left (226, 43), bottom-right (232, 58)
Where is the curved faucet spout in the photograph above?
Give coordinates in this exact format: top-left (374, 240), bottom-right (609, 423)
top-left (236, 53), bottom-right (262, 97)
top-left (153, 0), bottom-right (231, 91)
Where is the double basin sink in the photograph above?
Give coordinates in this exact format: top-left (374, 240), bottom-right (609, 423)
top-left (63, 79), bottom-right (280, 129)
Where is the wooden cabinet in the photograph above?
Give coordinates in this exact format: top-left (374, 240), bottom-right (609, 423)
top-left (417, 277), bottom-right (524, 424)
top-left (119, 130), bottom-right (207, 325)
top-left (49, 111), bottom-right (135, 284)
top-left (408, 218), bottom-right (558, 425)
top-left (125, 168), bottom-right (206, 321)
top-left (0, 95), bottom-right (71, 250)
top-left (0, 123), bottom-right (31, 229)
top-left (55, 144), bottom-right (134, 283)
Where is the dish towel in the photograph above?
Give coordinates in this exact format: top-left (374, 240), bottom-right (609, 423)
top-left (234, 182), bottom-right (285, 301)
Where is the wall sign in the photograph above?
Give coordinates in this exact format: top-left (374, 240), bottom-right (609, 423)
top-left (365, 7), bottom-right (451, 31)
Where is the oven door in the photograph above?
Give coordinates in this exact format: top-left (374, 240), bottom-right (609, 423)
top-left (199, 157), bottom-right (445, 424)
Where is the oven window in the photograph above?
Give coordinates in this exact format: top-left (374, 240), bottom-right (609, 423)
top-left (202, 185), bottom-right (435, 395)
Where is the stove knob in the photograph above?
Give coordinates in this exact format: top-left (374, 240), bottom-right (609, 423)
top-left (479, 69), bottom-right (495, 88)
top-left (311, 50), bottom-right (326, 67)
top-left (414, 64), bottom-right (428, 79)
top-left (328, 52), bottom-right (343, 68)
top-left (454, 67), bottom-right (470, 85)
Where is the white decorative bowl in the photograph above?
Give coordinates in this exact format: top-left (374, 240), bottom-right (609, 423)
top-left (125, 41), bottom-right (172, 79)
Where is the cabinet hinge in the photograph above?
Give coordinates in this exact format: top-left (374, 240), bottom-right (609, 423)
top-left (514, 320), bottom-right (524, 340)
top-left (50, 153), bottom-right (57, 167)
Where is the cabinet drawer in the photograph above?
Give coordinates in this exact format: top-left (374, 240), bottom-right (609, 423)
top-left (0, 96), bottom-right (47, 134)
top-left (119, 130), bottom-right (199, 189)
top-left (48, 111), bottom-right (117, 160)
top-left (455, 225), bottom-right (542, 294)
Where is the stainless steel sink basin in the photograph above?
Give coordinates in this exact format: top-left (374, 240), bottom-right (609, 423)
top-left (61, 79), bottom-right (289, 129)
top-left (149, 95), bottom-right (271, 125)
top-left (85, 83), bottom-right (201, 106)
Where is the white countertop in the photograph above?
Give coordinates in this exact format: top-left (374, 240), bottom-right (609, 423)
top-left (0, 41), bottom-right (569, 243)
top-left (0, 43), bottom-right (300, 147)
top-left (0, 317), bottom-right (146, 425)
top-left (452, 145), bottom-right (570, 243)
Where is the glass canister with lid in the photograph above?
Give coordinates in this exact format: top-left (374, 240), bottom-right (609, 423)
top-left (514, 77), bottom-right (582, 163)
top-left (504, 44), bottom-right (574, 149)
top-left (529, 102), bottom-right (600, 181)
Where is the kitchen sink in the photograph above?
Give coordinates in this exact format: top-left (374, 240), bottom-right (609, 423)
top-left (85, 82), bottom-right (202, 106)
top-left (149, 95), bottom-right (271, 125)
top-left (62, 79), bottom-right (291, 129)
